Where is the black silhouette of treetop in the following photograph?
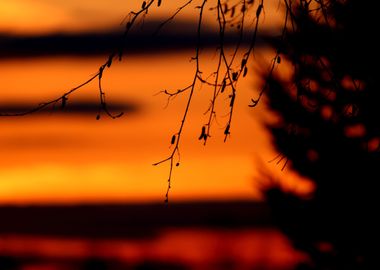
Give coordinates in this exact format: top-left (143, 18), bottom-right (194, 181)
top-left (263, 0), bottom-right (380, 269)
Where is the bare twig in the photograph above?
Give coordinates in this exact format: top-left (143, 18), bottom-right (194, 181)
top-left (0, 0), bottom-right (158, 118)
top-left (154, 0), bottom-right (194, 35)
top-left (153, 0), bottom-right (208, 203)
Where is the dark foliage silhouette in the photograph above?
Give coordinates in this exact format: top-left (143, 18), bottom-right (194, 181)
top-left (263, 0), bottom-right (380, 269)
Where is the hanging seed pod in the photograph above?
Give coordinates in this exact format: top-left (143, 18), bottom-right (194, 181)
top-left (256, 4), bottom-right (263, 18)
top-left (176, 162), bottom-right (180, 167)
top-left (96, 114), bottom-right (101, 120)
top-left (221, 79), bottom-right (226, 93)
top-left (277, 55), bottom-right (281, 64)
top-left (61, 96), bottom-right (68, 109)
top-left (232, 72), bottom-right (238, 81)
top-left (106, 59), bottom-right (112, 68)
top-left (223, 3), bottom-right (228, 14)
top-left (243, 66), bottom-right (248, 77)
top-left (198, 126), bottom-right (206, 140)
top-left (241, 4), bottom-right (246, 13)
top-left (142, 1), bottom-right (146, 9)
top-left (171, 135), bottom-right (176, 145)
top-left (224, 124), bottom-right (230, 135)
top-left (230, 6), bottom-right (235, 17)
top-left (106, 53), bottom-right (114, 68)
top-left (241, 58), bottom-right (247, 69)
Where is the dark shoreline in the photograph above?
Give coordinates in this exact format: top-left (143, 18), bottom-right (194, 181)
top-left (0, 201), bottom-right (273, 238)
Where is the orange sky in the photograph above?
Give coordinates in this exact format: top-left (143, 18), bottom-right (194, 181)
top-left (0, 1), bottom-right (313, 204)
top-left (0, 0), bottom-right (203, 34)
top-left (0, 0), bottom-right (148, 34)
top-left (0, 0), bottom-right (284, 34)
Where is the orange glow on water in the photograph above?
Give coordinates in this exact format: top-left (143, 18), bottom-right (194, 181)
top-left (0, 229), bottom-right (307, 269)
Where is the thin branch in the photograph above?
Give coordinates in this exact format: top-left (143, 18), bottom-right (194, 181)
top-left (154, 0), bottom-right (194, 35)
top-left (1, 0), bottom-right (159, 118)
top-left (153, 0), bottom-right (208, 203)
top-left (201, 0), bottom-right (227, 145)
top-left (0, 73), bottom-right (99, 117)
top-left (154, 84), bottom-right (193, 109)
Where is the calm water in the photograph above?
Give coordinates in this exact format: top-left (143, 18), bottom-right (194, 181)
top-left (0, 202), bottom-right (307, 269)
top-left (0, 229), bottom-right (306, 270)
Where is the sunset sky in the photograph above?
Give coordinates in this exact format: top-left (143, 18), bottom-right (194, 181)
top-left (0, 0), bottom-right (312, 205)
top-left (0, 0), bottom-right (283, 34)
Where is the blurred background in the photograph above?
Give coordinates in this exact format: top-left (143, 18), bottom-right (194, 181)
top-left (0, 1), bottom-right (311, 269)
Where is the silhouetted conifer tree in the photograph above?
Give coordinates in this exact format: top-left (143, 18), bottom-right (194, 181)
top-left (263, 0), bottom-right (379, 269)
